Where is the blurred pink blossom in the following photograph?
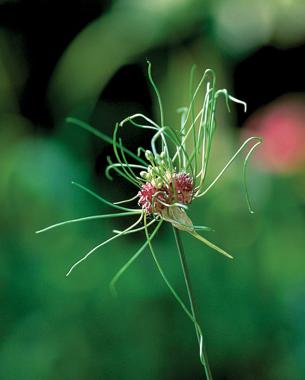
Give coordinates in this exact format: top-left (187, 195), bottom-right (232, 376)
top-left (242, 95), bottom-right (305, 173)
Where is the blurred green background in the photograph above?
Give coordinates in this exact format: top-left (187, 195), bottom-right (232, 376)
top-left (1, 1), bottom-right (305, 379)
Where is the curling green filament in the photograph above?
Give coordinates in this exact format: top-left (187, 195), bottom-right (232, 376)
top-left (36, 211), bottom-right (142, 234)
top-left (196, 136), bottom-right (262, 214)
top-left (71, 181), bottom-right (139, 212)
top-left (66, 117), bottom-right (147, 165)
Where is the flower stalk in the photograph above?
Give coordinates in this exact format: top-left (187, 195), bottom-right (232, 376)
top-left (173, 227), bottom-right (213, 380)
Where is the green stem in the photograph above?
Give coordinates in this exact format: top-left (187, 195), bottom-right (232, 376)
top-left (172, 227), bottom-right (213, 380)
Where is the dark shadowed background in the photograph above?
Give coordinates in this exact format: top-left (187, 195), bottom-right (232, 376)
top-left (1, 1), bottom-right (305, 379)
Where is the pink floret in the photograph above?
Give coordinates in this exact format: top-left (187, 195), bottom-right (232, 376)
top-left (173, 172), bottom-right (193, 204)
top-left (137, 182), bottom-right (166, 214)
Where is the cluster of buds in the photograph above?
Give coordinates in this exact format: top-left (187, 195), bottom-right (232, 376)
top-left (137, 150), bottom-right (194, 215)
top-left (139, 150), bottom-right (169, 189)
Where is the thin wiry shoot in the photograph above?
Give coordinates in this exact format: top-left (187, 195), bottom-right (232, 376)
top-left (66, 212), bottom-right (144, 276)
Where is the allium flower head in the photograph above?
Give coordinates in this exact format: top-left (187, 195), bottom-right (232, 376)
top-left (138, 170), bottom-right (193, 214)
top-left (37, 61), bottom-right (262, 277)
top-left (36, 61), bottom-right (262, 376)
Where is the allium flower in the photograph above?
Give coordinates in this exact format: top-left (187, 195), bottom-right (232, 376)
top-left (138, 171), bottom-right (193, 214)
top-left (36, 61), bottom-right (262, 378)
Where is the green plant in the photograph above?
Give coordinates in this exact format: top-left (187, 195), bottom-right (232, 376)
top-left (37, 61), bottom-right (262, 379)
